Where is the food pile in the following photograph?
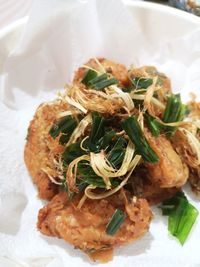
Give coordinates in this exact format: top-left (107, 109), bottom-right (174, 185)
top-left (24, 58), bottom-right (200, 262)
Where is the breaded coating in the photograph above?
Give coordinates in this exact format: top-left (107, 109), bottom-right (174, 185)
top-left (130, 170), bottom-right (179, 205)
top-left (38, 191), bottom-right (152, 259)
top-left (74, 58), bottom-right (130, 87)
top-left (24, 101), bottom-right (68, 200)
top-left (189, 167), bottom-right (200, 193)
top-left (172, 127), bottom-right (200, 193)
top-left (144, 130), bottom-right (189, 188)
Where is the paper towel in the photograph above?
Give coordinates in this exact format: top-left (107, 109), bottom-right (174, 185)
top-left (0, 0), bottom-right (200, 266)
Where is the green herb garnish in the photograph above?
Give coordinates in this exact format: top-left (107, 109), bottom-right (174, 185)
top-left (131, 77), bottom-right (153, 90)
top-left (121, 116), bottom-right (159, 163)
top-left (106, 209), bottom-right (126, 235)
top-left (159, 191), bottom-right (199, 245)
top-left (49, 115), bottom-right (77, 140)
top-left (85, 112), bottom-right (116, 153)
top-left (59, 134), bottom-right (70, 145)
top-left (163, 94), bottom-right (186, 136)
top-left (107, 137), bottom-right (127, 167)
top-left (62, 140), bottom-right (120, 190)
top-left (91, 77), bottom-right (118, 90)
top-left (81, 70), bottom-right (118, 90)
top-left (86, 112), bottom-right (105, 152)
top-left (144, 113), bottom-right (160, 137)
top-left (62, 142), bottom-right (85, 166)
top-left (81, 69), bottom-right (98, 86)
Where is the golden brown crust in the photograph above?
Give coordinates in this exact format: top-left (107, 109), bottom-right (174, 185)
top-left (130, 172), bottom-right (179, 205)
top-left (24, 101), bottom-right (68, 200)
top-left (144, 130), bottom-right (189, 188)
top-left (189, 167), bottom-right (200, 193)
top-left (37, 191), bottom-right (152, 253)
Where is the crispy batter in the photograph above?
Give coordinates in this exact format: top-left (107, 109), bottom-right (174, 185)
top-left (130, 169), bottom-right (179, 205)
top-left (144, 130), bottom-right (189, 188)
top-left (24, 101), bottom-right (68, 200)
top-left (189, 167), bottom-right (200, 193)
top-left (172, 127), bottom-right (200, 193)
top-left (38, 191), bottom-right (152, 259)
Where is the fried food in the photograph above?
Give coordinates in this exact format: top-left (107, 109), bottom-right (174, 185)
top-left (130, 167), bottom-right (179, 205)
top-left (24, 101), bottom-right (68, 200)
top-left (37, 191), bottom-right (152, 261)
top-left (24, 57), bottom-right (200, 262)
top-left (144, 130), bottom-right (189, 188)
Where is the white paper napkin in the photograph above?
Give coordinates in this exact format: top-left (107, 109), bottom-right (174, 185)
top-left (0, 0), bottom-right (200, 266)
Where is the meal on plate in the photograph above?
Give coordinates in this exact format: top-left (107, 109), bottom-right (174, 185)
top-left (24, 58), bottom-right (200, 262)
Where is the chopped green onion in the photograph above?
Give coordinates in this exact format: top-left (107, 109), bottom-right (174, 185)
top-left (82, 71), bottom-right (118, 90)
top-left (62, 140), bottom-right (120, 189)
top-left (106, 209), bottom-right (126, 235)
top-left (59, 134), bottom-right (70, 145)
top-left (131, 77), bottom-right (153, 90)
top-left (78, 161), bottom-right (120, 188)
top-left (159, 191), bottom-right (199, 245)
top-left (87, 112), bottom-right (105, 152)
top-left (78, 162), bottom-right (120, 188)
top-left (144, 114), bottom-right (160, 137)
top-left (49, 115), bottom-right (77, 139)
top-left (77, 161), bottom-right (106, 188)
top-left (176, 203), bottom-right (199, 245)
top-left (98, 130), bottom-right (116, 150)
top-left (163, 94), bottom-right (186, 136)
top-left (107, 137), bottom-right (127, 167)
top-left (91, 77), bottom-right (118, 90)
top-left (121, 116), bottom-right (159, 163)
top-left (86, 112), bottom-right (116, 153)
top-left (62, 142), bottom-right (85, 165)
top-left (89, 73), bottom-right (108, 84)
top-left (81, 69), bottom-right (98, 86)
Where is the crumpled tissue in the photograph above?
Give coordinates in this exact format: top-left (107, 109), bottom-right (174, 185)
top-left (0, 0), bottom-right (200, 266)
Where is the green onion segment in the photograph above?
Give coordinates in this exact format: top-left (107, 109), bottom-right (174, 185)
top-left (163, 94), bottom-right (186, 136)
top-left (81, 69), bottom-right (98, 86)
top-left (121, 116), bottom-right (159, 163)
top-left (49, 115), bottom-right (77, 144)
top-left (81, 70), bottom-right (118, 90)
top-left (159, 191), bottom-right (199, 245)
top-left (144, 113), bottom-right (160, 137)
top-left (131, 77), bottom-right (153, 90)
top-left (106, 209), bottom-right (126, 235)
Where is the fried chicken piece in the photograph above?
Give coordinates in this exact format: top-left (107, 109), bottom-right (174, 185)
top-left (130, 168), bottom-right (179, 205)
top-left (172, 127), bottom-right (200, 194)
top-left (74, 58), bottom-right (130, 87)
top-left (189, 167), bottom-right (200, 193)
top-left (38, 191), bottom-right (152, 262)
top-left (24, 101), bottom-right (68, 200)
top-left (144, 130), bottom-right (189, 188)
